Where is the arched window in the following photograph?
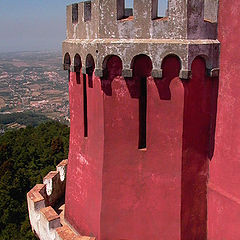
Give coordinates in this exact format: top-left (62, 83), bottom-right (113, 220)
top-left (152, 0), bottom-right (168, 19)
top-left (73, 54), bottom-right (82, 72)
top-left (64, 53), bottom-right (71, 81)
top-left (86, 54), bottom-right (95, 76)
top-left (85, 54), bottom-right (95, 87)
top-left (101, 55), bottom-right (123, 96)
top-left (64, 53), bottom-right (71, 70)
top-left (131, 54), bottom-right (152, 149)
top-left (117, 0), bottom-right (134, 20)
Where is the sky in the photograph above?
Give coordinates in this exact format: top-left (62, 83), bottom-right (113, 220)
top-left (0, 0), bottom-right (167, 53)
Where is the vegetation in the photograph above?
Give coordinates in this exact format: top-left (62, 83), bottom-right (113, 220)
top-left (0, 121), bottom-right (70, 240)
top-left (0, 112), bottom-right (49, 126)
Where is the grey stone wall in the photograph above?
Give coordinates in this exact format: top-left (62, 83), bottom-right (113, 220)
top-left (63, 0), bottom-right (220, 78)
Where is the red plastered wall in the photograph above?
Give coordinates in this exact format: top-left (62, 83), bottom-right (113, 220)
top-left (64, 55), bottom-right (218, 240)
top-left (100, 55), bottom-right (184, 240)
top-left (181, 57), bottom-right (218, 239)
top-left (65, 71), bottom-right (104, 238)
top-left (208, 1), bottom-right (240, 239)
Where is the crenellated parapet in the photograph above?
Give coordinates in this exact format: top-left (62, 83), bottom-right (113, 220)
top-left (66, 0), bottom-right (218, 40)
top-left (27, 159), bottom-right (95, 240)
top-left (63, 0), bottom-right (220, 79)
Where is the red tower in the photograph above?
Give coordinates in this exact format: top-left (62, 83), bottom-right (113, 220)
top-left (27, 0), bottom-right (240, 239)
top-left (62, 0), bottom-right (219, 239)
top-left (207, 1), bottom-right (240, 239)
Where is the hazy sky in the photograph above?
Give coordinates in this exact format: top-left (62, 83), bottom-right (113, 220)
top-left (0, 0), bottom-right (167, 53)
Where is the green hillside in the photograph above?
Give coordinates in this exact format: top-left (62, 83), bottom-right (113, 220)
top-left (0, 121), bottom-right (70, 240)
top-left (0, 112), bottom-right (49, 126)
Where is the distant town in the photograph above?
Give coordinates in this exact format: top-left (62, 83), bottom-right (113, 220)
top-left (0, 51), bottom-right (69, 125)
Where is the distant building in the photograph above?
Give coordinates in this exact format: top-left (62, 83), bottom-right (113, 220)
top-left (27, 0), bottom-right (240, 239)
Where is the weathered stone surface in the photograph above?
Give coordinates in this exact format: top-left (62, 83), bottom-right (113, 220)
top-left (151, 69), bottom-right (163, 78)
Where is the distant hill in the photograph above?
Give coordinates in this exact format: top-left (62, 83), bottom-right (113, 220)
top-left (0, 121), bottom-right (70, 240)
top-left (0, 112), bottom-right (49, 127)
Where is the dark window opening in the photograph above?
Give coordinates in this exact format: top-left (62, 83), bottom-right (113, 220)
top-left (74, 54), bottom-right (82, 73)
top-left (64, 53), bottom-right (71, 75)
top-left (204, 0), bottom-right (218, 23)
top-left (152, 0), bottom-right (168, 20)
top-left (139, 77), bottom-right (147, 149)
top-left (86, 54), bottom-right (95, 88)
top-left (117, 0), bottom-right (133, 20)
top-left (84, 1), bottom-right (92, 22)
top-left (76, 72), bottom-right (80, 84)
top-left (83, 74), bottom-right (88, 137)
top-left (72, 4), bottom-right (78, 23)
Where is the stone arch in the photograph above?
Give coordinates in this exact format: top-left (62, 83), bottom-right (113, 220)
top-left (161, 54), bottom-right (182, 79)
top-left (191, 55), bottom-right (208, 78)
top-left (101, 55), bottom-right (123, 96)
top-left (63, 52), bottom-right (71, 70)
top-left (85, 54), bottom-right (95, 76)
top-left (85, 54), bottom-right (95, 88)
top-left (102, 55), bottom-right (123, 80)
top-left (153, 54), bottom-right (182, 100)
top-left (189, 54), bottom-right (212, 71)
top-left (73, 54), bottom-right (82, 72)
top-left (131, 54), bottom-right (153, 78)
top-left (160, 52), bottom-right (183, 68)
top-left (73, 54), bottom-right (82, 84)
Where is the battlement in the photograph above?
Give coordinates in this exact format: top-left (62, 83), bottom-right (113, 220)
top-left (63, 0), bottom-right (220, 77)
top-left (27, 160), bottom-right (95, 240)
top-left (66, 0), bottom-right (219, 40)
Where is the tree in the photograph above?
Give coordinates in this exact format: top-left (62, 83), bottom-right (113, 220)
top-left (0, 121), bottom-right (69, 239)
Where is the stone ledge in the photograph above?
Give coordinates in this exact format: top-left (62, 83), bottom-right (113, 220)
top-left (41, 206), bottom-right (60, 223)
top-left (56, 225), bottom-right (95, 240)
top-left (56, 225), bottom-right (76, 239)
top-left (27, 159), bottom-right (95, 240)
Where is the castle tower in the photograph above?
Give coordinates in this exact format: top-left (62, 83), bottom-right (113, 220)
top-left (62, 1), bottom-right (219, 239)
top-left (207, 0), bottom-right (240, 239)
top-left (27, 0), bottom-right (223, 239)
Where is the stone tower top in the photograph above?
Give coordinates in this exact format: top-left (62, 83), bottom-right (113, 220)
top-left (63, 0), bottom-right (220, 82)
top-left (66, 0), bottom-right (218, 40)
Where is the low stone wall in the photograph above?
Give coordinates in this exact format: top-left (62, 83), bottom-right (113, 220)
top-left (27, 159), bottom-right (95, 240)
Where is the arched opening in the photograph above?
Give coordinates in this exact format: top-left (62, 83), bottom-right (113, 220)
top-left (155, 54), bottom-right (181, 100)
top-left (74, 54), bottom-right (82, 70)
top-left (131, 54), bottom-right (153, 149)
top-left (152, 0), bottom-right (168, 19)
top-left (74, 54), bottom-right (82, 84)
top-left (64, 53), bottom-right (71, 81)
top-left (102, 55), bottom-right (123, 95)
top-left (117, 0), bottom-right (134, 20)
top-left (86, 54), bottom-right (95, 88)
top-left (64, 53), bottom-right (71, 66)
top-left (86, 54), bottom-right (95, 76)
